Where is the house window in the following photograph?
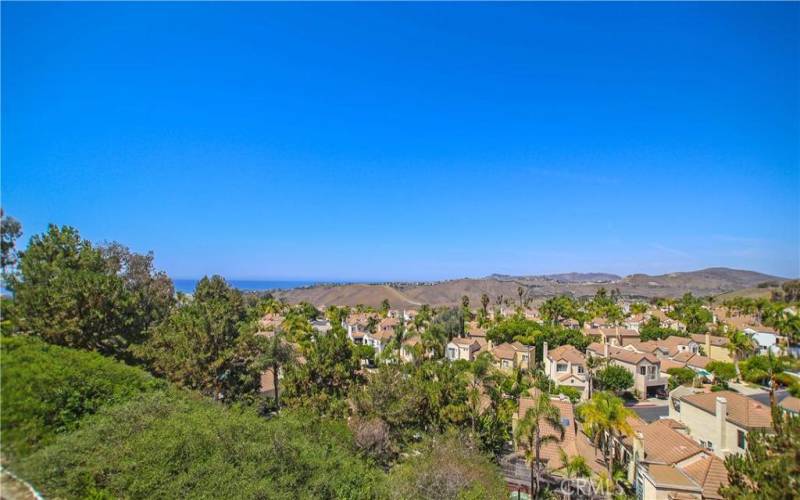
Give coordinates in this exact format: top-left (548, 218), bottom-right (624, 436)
top-left (647, 366), bottom-right (657, 380)
top-left (639, 366), bottom-right (647, 375)
top-left (738, 430), bottom-right (746, 449)
top-left (502, 359), bottom-right (512, 369)
top-left (447, 348), bottom-right (456, 360)
top-left (577, 366), bottom-right (585, 374)
top-left (557, 363), bottom-right (568, 372)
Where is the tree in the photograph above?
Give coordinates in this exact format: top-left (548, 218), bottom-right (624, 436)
top-left (517, 286), bottom-right (525, 307)
top-left (707, 361), bottom-right (736, 387)
top-left (721, 407), bottom-right (800, 499)
top-left (515, 393), bottom-right (565, 497)
top-left (557, 449), bottom-right (591, 479)
top-left (578, 391), bottom-right (634, 477)
top-left (540, 295), bottom-right (577, 325)
top-left (594, 365), bottom-right (634, 394)
top-left (629, 303), bottom-right (648, 315)
top-left (667, 367), bottom-right (696, 390)
top-left (256, 332), bottom-right (295, 411)
top-left (380, 299), bottom-right (391, 317)
top-left (639, 317), bottom-right (684, 342)
top-left (0, 210), bottom-right (22, 274)
top-left (282, 326), bottom-right (361, 417)
top-left (9, 225), bottom-right (174, 360)
top-left (133, 276), bottom-right (255, 401)
top-left (481, 293), bottom-right (490, 315)
top-left (727, 330), bottom-right (757, 380)
top-left (585, 354), bottom-right (605, 399)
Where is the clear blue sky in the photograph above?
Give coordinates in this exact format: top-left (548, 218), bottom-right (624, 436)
top-left (2, 2), bottom-right (798, 281)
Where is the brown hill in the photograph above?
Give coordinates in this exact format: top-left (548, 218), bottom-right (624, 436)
top-left (274, 268), bottom-right (788, 307)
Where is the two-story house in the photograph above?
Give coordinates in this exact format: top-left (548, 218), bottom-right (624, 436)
top-left (542, 342), bottom-right (588, 399)
top-left (492, 341), bottom-right (534, 371)
top-left (668, 390), bottom-right (773, 457)
top-left (587, 343), bottom-right (667, 398)
top-left (446, 337), bottom-right (485, 361)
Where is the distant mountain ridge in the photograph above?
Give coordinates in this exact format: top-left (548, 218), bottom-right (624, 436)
top-left (273, 267), bottom-right (789, 307)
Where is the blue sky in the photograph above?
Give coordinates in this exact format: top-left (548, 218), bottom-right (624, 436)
top-left (2, 2), bottom-right (798, 281)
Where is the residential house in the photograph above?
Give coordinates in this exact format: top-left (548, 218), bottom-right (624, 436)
top-left (492, 341), bottom-right (534, 371)
top-left (587, 343), bottom-right (667, 398)
top-left (668, 390), bottom-right (773, 457)
top-left (691, 334), bottom-right (731, 362)
top-left (363, 330), bottom-right (394, 355)
top-left (542, 342), bottom-right (588, 399)
top-left (624, 313), bottom-right (648, 332)
top-left (446, 337), bottom-right (485, 362)
top-left (310, 318), bottom-right (331, 333)
top-left (586, 326), bottom-right (641, 346)
top-left (779, 396), bottom-right (800, 416)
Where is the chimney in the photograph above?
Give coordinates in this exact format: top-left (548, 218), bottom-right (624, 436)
top-left (604, 342), bottom-right (609, 358)
top-left (716, 397), bottom-right (727, 451)
top-left (705, 333), bottom-right (711, 355)
top-left (628, 431), bottom-right (645, 484)
top-left (543, 341), bottom-right (549, 362)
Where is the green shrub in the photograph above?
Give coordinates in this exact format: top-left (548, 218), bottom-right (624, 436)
top-left (667, 367), bottom-right (696, 390)
top-left (16, 392), bottom-right (387, 499)
top-left (1, 335), bottom-right (163, 458)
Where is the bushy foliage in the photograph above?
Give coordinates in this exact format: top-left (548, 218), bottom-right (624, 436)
top-left (639, 317), bottom-right (685, 341)
top-left (669, 293), bottom-right (712, 334)
top-left (7, 225), bottom-right (174, 360)
top-left (707, 361), bottom-right (736, 384)
top-left (667, 367), bottom-right (696, 390)
top-left (595, 365), bottom-right (634, 393)
top-left (488, 316), bottom-right (588, 361)
top-left (15, 392), bottom-right (387, 499)
top-left (722, 408), bottom-right (800, 499)
top-left (387, 433), bottom-right (506, 500)
top-left (1, 336), bottom-right (163, 458)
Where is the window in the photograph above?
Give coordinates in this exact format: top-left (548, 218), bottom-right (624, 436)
top-left (647, 365), bottom-right (657, 380)
top-left (557, 363), bottom-right (568, 372)
top-left (502, 359), bottom-right (512, 369)
top-left (738, 430), bottom-right (746, 449)
top-left (577, 365), bottom-right (585, 374)
top-left (639, 366), bottom-right (647, 375)
top-left (447, 347), bottom-right (456, 360)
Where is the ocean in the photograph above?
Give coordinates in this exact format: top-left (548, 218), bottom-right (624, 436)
top-left (173, 279), bottom-right (322, 294)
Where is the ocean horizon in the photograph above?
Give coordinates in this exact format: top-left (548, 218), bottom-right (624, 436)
top-left (173, 279), bottom-right (330, 294)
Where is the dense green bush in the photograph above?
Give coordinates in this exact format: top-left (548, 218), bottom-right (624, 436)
top-left (16, 392), bottom-right (386, 499)
top-left (1, 335), bottom-right (163, 458)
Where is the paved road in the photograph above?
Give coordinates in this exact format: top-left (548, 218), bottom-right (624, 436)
top-left (748, 389), bottom-right (790, 406)
top-left (631, 404), bottom-right (669, 422)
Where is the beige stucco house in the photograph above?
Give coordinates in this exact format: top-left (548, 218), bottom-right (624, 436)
top-left (542, 342), bottom-right (588, 399)
top-left (668, 390), bottom-right (772, 457)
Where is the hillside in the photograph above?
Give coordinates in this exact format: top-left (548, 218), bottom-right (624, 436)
top-left (274, 267), bottom-right (788, 307)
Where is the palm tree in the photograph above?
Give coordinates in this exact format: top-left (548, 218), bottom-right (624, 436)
top-left (518, 286), bottom-right (525, 307)
top-left (578, 391), bottom-right (634, 478)
top-left (481, 293), bottom-right (490, 315)
top-left (585, 354), bottom-right (604, 400)
top-left (515, 393), bottom-right (565, 498)
top-left (727, 329), bottom-right (756, 381)
top-left (557, 449), bottom-right (591, 496)
top-left (467, 352), bottom-right (496, 432)
top-left (258, 333), bottom-right (294, 411)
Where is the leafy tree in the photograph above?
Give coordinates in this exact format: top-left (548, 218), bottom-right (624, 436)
top-left (721, 407), bottom-right (800, 499)
top-left (629, 303), bottom-right (648, 315)
top-left (727, 330), bottom-right (757, 380)
top-left (670, 293), bottom-right (713, 333)
top-left (0, 210), bottom-right (22, 273)
top-left (255, 332), bottom-right (295, 411)
top-left (639, 317), bottom-right (684, 341)
top-left (667, 367), bottom-right (696, 390)
top-left (515, 392), bottom-right (565, 497)
top-left (540, 295), bottom-right (577, 325)
top-left (387, 433), bottom-right (506, 500)
top-left (707, 361), bottom-right (736, 386)
top-left (431, 306), bottom-right (465, 339)
top-left (487, 315), bottom-right (538, 344)
top-left (578, 391), bottom-right (634, 477)
top-left (9, 225), bottom-right (174, 360)
top-left (380, 298), bottom-right (391, 317)
top-left (480, 293), bottom-right (490, 315)
top-left (594, 365), bottom-right (634, 394)
top-left (282, 326), bottom-right (361, 417)
top-left (133, 276), bottom-right (256, 401)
